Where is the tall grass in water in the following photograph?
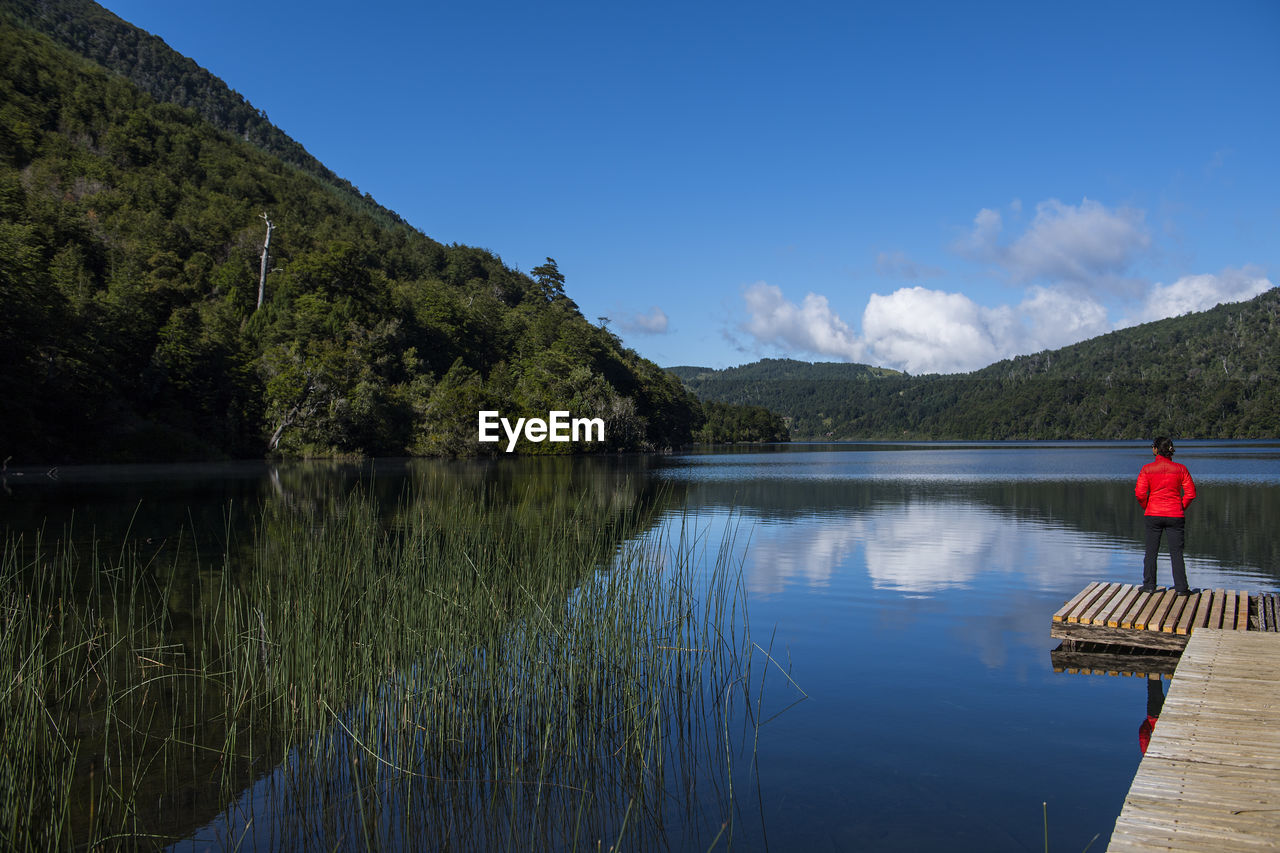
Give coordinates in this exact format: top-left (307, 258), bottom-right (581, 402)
top-left (1, 480), bottom-right (765, 850)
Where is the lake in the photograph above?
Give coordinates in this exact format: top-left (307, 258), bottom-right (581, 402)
top-left (4, 441), bottom-right (1278, 851)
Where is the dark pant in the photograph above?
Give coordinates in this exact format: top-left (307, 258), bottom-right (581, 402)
top-left (1143, 515), bottom-right (1187, 591)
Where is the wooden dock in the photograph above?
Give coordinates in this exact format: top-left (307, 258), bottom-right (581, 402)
top-left (1051, 583), bottom-right (1280, 651)
top-left (1107, 628), bottom-right (1280, 851)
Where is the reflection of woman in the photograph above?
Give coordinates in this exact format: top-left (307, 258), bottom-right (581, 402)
top-left (1138, 676), bottom-right (1166, 754)
top-left (1134, 437), bottom-right (1197, 595)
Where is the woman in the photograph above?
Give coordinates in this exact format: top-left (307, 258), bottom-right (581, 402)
top-left (1134, 436), bottom-right (1197, 595)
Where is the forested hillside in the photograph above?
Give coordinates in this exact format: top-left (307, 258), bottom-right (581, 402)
top-left (668, 359), bottom-right (901, 384)
top-left (693, 401), bottom-right (790, 444)
top-left (0, 3), bottom-right (708, 462)
top-left (2, 0), bottom-right (380, 224)
top-left (675, 290), bottom-right (1280, 440)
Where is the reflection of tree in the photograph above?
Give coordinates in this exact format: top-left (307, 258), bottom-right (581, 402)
top-left (8, 461), bottom-right (701, 849)
top-left (2, 456), bottom-right (684, 594)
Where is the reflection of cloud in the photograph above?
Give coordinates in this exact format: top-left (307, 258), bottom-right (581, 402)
top-left (861, 503), bottom-right (995, 592)
top-left (743, 500), bottom-right (1115, 596)
top-left (868, 503), bottom-right (1119, 592)
top-left (745, 522), bottom-right (860, 595)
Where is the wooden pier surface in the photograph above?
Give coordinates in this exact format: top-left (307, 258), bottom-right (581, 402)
top-left (1051, 583), bottom-right (1279, 651)
top-left (1107, 628), bottom-right (1280, 851)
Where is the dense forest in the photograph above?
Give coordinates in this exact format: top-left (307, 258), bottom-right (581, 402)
top-left (693, 401), bottom-right (790, 444)
top-left (0, 1), bottom-right (790, 462)
top-left (674, 289), bottom-right (1280, 440)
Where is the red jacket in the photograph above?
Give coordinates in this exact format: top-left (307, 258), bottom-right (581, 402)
top-left (1135, 456), bottom-right (1196, 517)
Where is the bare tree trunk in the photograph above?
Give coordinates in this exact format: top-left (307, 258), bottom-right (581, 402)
top-left (257, 212), bottom-right (273, 310)
top-left (268, 406), bottom-right (296, 450)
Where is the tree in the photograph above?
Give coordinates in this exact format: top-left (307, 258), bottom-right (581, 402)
top-left (531, 257), bottom-right (565, 301)
top-left (256, 211), bottom-right (272, 310)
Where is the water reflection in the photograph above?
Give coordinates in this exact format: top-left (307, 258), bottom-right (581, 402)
top-left (1139, 677), bottom-right (1166, 755)
top-left (667, 467), bottom-right (1280, 586)
top-left (7, 443), bottom-right (1280, 852)
top-left (2, 458), bottom-right (720, 851)
top-left (0, 455), bottom-right (682, 573)
top-left (743, 501), bottom-right (1122, 597)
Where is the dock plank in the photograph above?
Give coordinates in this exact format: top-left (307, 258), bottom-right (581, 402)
top-left (1208, 588), bottom-right (1227, 630)
top-left (1191, 590), bottom-right (1214, 631)
top-left (1081, 583), bottom-right (1126, 625)
top-left (1135, 589), bottom-right (1172, 631)
top-left (1152, 591), bottom-right (1177, 630)
top-left (1107, 629), bottom-right (1280, 852)
top-left (1174, 591), bottom-right (1207, 635)
top-left (1053, 581), bottom-right (1102, 623)
top-left (1235, 592), bottom-right (1250, 631)
top-left (1118, 588), bottom-right (1156, 629)
top-left (1105, 585), bottom-right (1143, 628)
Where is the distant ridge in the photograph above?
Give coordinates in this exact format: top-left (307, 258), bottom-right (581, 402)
top-left (670, 289), bottom-right (1280, 440)
top-left (668, 358), bottom-right (902, 384)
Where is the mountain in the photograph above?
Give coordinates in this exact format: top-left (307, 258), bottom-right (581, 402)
top-left (671, 289), bottom-right (1280, 440)
top-left (0, 0), bottom-right (704, 462)
top-left (668, 359), bottom-right (901, 384)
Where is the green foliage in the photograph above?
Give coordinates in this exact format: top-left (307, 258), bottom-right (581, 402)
top-left (694, 401), bottom-right (791, 443)
top-left (675, 290), bottom-right (1280, 440)
top-left (0, 10), bottom-right (699, 461)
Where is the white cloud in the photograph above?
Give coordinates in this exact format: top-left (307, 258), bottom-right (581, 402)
top-left (741, 282), bottom-right (864, 362)
top-left (861, 287), bottom-right (1008, 374)
top-left (736, 197), bottom-right (1271, 374)
top-left (742, 282), bottom-right (1116, 375)
top-left (958, 198), bottom-right (1149, 292)
top-left (956, 207), bottom-right (1003, 258)
top-left (617, 305), bottom-right (669, 334)
top-left (1016, 285), bottom-right (1112, 350)
top-left (857, 286), bottom-right (1110, 374)
top-left (1125, 267), bottom-right (1272, 325)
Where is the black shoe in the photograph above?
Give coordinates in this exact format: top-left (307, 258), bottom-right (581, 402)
top-left (1174, 587), bottom-right (1201, 597)
top-left (1139, 585), bottom-right (1157, 594)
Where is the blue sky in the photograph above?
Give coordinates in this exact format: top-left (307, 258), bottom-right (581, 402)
top-left (100, 0), bottom-right (1279, 373)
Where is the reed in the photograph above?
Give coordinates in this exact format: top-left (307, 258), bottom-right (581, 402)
top-left (1, 478), bottom-right (763, 850)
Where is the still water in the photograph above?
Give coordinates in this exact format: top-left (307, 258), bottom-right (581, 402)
top-left (4, 441), bottom-right (1279, 851)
